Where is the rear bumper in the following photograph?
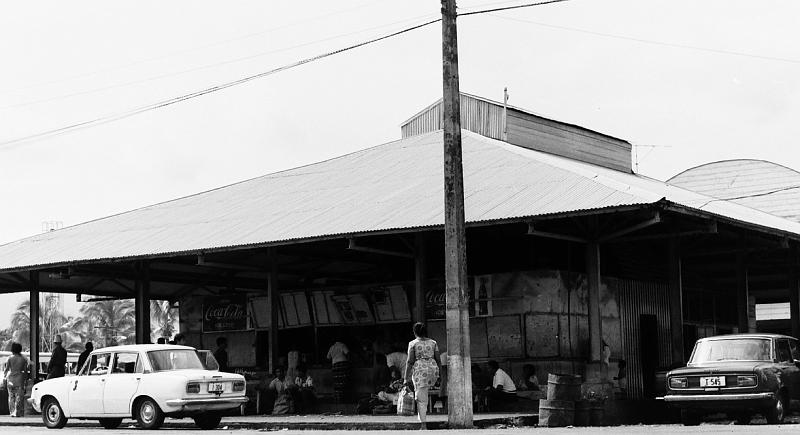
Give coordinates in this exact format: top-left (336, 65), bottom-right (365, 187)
top-left (663, 392), bottom-right (775, 410)
top-left (165, 396), bottom-right (248, 412)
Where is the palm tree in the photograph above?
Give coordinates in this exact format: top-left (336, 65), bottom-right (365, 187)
top-left (78, 299), bottom-right (136, 347)
top-left (9, 295), bottom-right (70, 352)
top-left (150, 300), bottom-right (179, 343)
top-left (0, 328), bottom-right (13, 351)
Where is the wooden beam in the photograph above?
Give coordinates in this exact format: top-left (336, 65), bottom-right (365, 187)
top-left (347, 238), bottom-right (414, 259)
top-left (736, 250), bottom-right (750, 333)
top-left (668, 238), bottom-right (684, 364)
top-left (267, 248), bottom-right (280, 373)
top-left (29, 271), bottom-right (40, 382)
top-left (597, 213), bottom-right (661, 242)
top-left (586, 242), bottom-right (602, 362)
top-left (790, 246), bottom-right (800, 339)
top-left (527, 223), bottom-right (588, 243)
top-left (415, 233), bottom-right (426, 323)
top-left (135, 262), bottom-right (151, 344)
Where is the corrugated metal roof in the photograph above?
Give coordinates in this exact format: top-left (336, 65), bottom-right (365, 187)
top-left (668, 159), bottom-right (800, 222)
top-left (2, 132), bottom-right (800, 272)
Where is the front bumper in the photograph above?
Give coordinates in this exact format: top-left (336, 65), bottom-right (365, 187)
top-left (663, 392), bottom-right (775, 410)
top-left (27, 398), bottom-right (41, 413)
top-left (165, 396), bottom-right (248, 412)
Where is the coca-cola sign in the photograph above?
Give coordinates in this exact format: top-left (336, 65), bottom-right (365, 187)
top-left (203, 296), bottom-right (247, 331)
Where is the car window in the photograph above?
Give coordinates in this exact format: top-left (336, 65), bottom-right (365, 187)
top-left (82, 353), bottom-right (111, 376)
top-left (790, 340), bottom-right (800, 361)
top-left (112, 353), bottom-right (141, 374)
top-left (777, 340), bottom-right (792, 363)
top-left (147, 350), bottom-right (205, 371)
top-left (690, 338), bottom-right (772, 363)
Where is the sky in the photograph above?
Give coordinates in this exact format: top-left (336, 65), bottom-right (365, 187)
top-left (1, 0), bottom-right (799, 328)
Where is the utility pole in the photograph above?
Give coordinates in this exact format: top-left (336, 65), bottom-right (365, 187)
top-left (441, 0), bottom-right (473, 428)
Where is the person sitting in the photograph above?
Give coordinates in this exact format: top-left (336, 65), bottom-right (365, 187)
top-left (292, 365), bottom-right (316, 414)
top-left (268, 367), bottom-right (293, 415)
top-left (517, 364), bottom-right (540, 391)
top-left (484, 360), bottom-right (517, 411)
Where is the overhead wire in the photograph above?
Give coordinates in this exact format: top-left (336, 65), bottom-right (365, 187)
top-left (0, 0), bottom-right (569, 149)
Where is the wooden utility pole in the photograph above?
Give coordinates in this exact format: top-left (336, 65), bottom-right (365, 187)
top-left (30, 271), bottom-right (40, 383)
top-left (441, 0), bottom-right (473, 428)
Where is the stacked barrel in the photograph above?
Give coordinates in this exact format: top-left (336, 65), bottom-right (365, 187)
top-left (538, 374), bottom-right (582, 427)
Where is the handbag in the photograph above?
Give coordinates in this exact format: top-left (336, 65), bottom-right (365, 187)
top-left (396, 386), bottom-right (416, 416)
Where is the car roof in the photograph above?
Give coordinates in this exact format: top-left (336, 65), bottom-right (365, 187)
top-left (93, 344), bottom-right (195, 353)
top-left (698, 333), bottom-right (795, 341)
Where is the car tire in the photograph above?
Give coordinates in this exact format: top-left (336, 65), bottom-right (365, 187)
top-left (193, 413), bottom-right (222, 430)
top-left (733, 413), bottom-right (751, 425)
top-left (42, 397), bottom-right (68, 429)
top-left (764, 391), bottom-right (787, 424)
top-left (98, 418), bottom-right (123, 429)
top-left (680, 409), bottom-right (702, 426)
top-left (135, 397), bottom-right (165, 430)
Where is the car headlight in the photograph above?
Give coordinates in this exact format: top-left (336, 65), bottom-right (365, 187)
top-left (186, 382), bottom-right (201, 394)
top-left (233, 380), bottom-right (245, 392)
top-left (669, 377), bottom-right (688, 389)
top-left (737, 375), bottom-right (757, 387)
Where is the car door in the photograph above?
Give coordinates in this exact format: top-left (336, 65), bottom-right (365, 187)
top-left (787, 339), bottom-right (800, 400)
top-left (103, 352), bottom-right (143, 415)
top-left (68, 352), bottom-right (110, 416)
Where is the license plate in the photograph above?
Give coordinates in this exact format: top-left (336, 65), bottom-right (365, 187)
top-left (208, 382), bottom-right (225, 392)
top-left (700, 376), bottom-right (726, 387)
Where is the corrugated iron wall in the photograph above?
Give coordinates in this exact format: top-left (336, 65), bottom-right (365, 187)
top-left (401, 94), bottom-right (504, 139)
top-left (616, 279), bottom-right (673, 399)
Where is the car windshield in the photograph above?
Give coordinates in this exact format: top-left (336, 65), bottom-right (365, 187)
top-left (690, 338), bottom-right (772, 363)
top-left (147, 350), bottom-right (205, 371)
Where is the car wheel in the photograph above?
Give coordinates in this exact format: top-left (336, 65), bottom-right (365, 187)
top-left (193, 413), bottom-right (222, 430)
top-left (732, 413), bottom-right (751, 425)
top-left (42, 398), bottom-right (68, 429)
top-left (680, 409), bottom-right (702, 426)
top-left (764, 391), bottom-right (787, 424)
top-left (135, 397), bottom-right (165, 430)
top-left (98, 418), bottom-right (123, 429)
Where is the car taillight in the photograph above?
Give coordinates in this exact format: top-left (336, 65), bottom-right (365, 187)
top-left (233, 381), bottom-right (245, 392)
top-left (737, 375), bottom-right (757, 387)
top-left (669, 377), bottom-right (688, 389)
top-left (186, 382), bottom-right (201, 394)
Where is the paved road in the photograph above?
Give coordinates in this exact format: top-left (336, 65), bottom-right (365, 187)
top-left (4, 423), bottom-right (800, 435)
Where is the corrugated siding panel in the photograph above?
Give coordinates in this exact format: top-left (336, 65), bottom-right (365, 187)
top-left (669, 160), bottom-right (800, 223)
top-left (2, 130), bottom-right (800, 271)
top-left (401, 95), bottom-right (503, 139)
top-left (616, 279), bottom-right (672, 400)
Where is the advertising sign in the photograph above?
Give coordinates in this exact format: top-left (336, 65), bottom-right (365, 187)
top-left (203, 295), bottom-right (248, 331)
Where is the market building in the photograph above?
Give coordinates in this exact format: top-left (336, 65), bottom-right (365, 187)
top-left (3, 94), bottom-right (800, 415)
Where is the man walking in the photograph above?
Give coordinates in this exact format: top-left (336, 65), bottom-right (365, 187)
top-left (47, 335), bottom-right (68, 379)
top-left (77, 341), bottom-right (93, 373)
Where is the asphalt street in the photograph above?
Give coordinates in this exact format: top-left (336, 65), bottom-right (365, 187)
top-left (4, 423), bottom-right (800, 435)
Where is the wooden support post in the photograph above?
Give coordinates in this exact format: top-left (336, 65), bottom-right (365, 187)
top-left (668, 238), bottom-right (685, 364)
top-left (736, 252), bottom-right (750, 333)
top-left (30, 271), bottom-right (40, 383)
top-left (586, 242), bottom-right (603, 362)
top-left (442, 0), bottom-right (473, 427)
top-left (267, 248), bottom-right (280, 373)
top-left (415, 233), bottom-right (426, 323)
top-left (135, 263), bottom-right (151, 344)
top-left (789, 246), bottom-right (800, 339)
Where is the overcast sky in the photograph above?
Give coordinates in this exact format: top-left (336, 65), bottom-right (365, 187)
top-left (1, 0), bottom-right (799, 328)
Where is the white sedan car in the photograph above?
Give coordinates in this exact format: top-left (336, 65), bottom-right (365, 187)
top-left (29, 344), bottom-right (247, 430)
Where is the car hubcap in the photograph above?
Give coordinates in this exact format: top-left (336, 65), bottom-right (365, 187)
top-left (141, 402), bottom-right (155, 423)
top-left (47, 404), bottom-right (59, 422)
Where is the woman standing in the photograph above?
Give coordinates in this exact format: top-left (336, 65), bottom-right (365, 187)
top-left (326, 340), bottom-right (350, 403)
top-left (4, 342), bottom-right (29, 417)
top-left (404, 323), bottom-right (440, 429)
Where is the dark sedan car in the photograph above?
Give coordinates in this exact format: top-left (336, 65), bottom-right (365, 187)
top-left (664, 333), bottom-right (800, 425)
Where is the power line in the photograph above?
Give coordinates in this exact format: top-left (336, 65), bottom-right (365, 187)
top-left (490, 14), bottom-right (800, 65)
top-left (0, 0), bottom-right (570, 149)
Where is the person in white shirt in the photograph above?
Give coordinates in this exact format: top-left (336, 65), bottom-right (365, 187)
top-left (484, 360), bottom-right (517, 410)
top-left (386, 350), bottom-right (408, 371)
top-left (327, 340), bottom-right (350, 402)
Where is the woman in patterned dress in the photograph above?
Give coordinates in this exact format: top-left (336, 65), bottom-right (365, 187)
top-left (404, 322), bottom-right (441, 429)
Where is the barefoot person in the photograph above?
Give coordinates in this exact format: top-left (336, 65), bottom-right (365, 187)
top-left (404, 322), bottom-right (440, 429)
